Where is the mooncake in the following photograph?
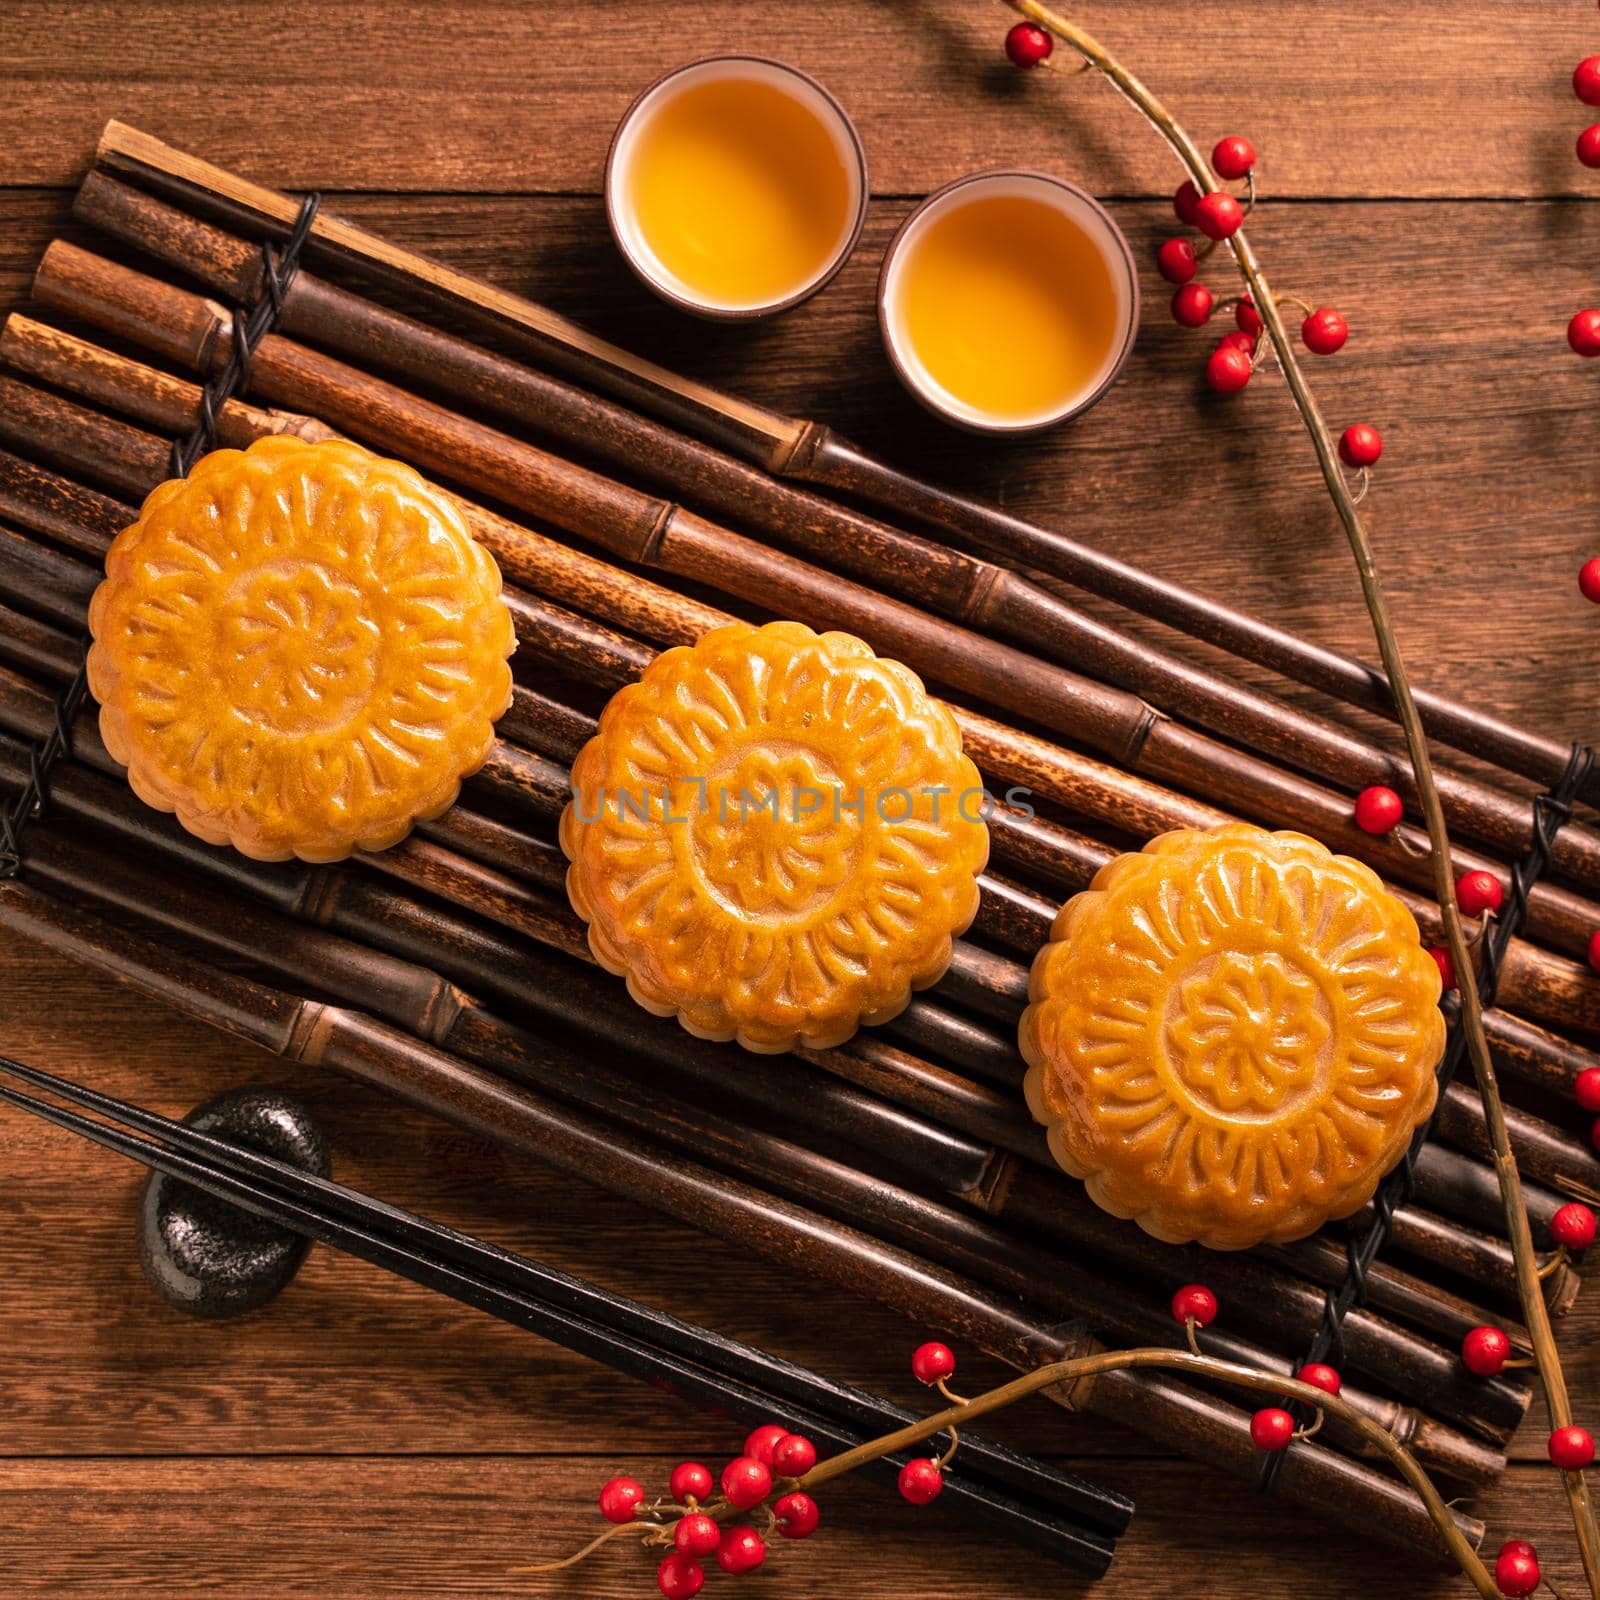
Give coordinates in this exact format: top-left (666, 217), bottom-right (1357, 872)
top-left (560, 620), bottom-right (990, 1053)
top-left (87, 437), bottom-right (515, 863)
top-left (1021, 824), bottom-right (1444, 1250)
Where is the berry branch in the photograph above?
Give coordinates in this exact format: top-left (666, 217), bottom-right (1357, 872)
top-left (1002, 3), bottom-right (1600, 1593)
top-left (528, 1315), bottom-right (1533, 1598)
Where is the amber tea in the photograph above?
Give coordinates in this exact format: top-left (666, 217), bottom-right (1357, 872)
top-left (608, 58), bottom-right (867, 318)
top-left (880, 172), bottom-right (1138, 432)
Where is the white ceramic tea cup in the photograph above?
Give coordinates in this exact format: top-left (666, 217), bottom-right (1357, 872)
top-left (877, 169), bottom-right (1140, 434)
top-left (605, 55), bottom-right (869, 320)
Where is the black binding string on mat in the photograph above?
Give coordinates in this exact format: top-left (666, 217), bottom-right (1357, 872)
top-left (0, 191), bottom-right (321, 881)
top-left (1257, 741), bottom-right (1597, 1492)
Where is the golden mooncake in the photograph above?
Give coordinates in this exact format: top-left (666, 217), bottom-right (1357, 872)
top-left (1021, 824), bottom-right (1444, 1250)
top-left (87, 437), bottom-right (515, 863)
top-left (560, 620), bottom-right (990, 1053)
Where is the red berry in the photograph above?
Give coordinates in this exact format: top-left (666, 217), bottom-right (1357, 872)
top-left (1457, 869), bottom-right (1504, 918)
top-left (1552, 1202), bottom-right (1597, 1250)
top-left (1495, 1548), bottom-right (1541, 1598)
top-left (911, 1341), bottom-right (956, 1386)
top-left (657, 1552), bottom-right (705, 1600)
top-left (1236, 296), bottom-right (1263, 336)
top-left (1004, 21), bottom-right (1054, 68)
top-left (1569, 308), bottom-right (1600, 356)
top-left (1250, 1408), bottom-right (1296, 1451)
top-left (1206, 343), bottom-right (1253, 393)
top-left (669, 1461), bottom-right (713, 1504)
top-left (1580, 558), bottom-right (1600, 603)
top-left (1212, 135), bottom-right (1257, 180)
top-left (1171, 283), bottom-right (1214, 327)
top-left (773, 1491), bottom-right (820, 1539)
top-left (1194, 191), bottom-right (1244, 241)
top-left (1173, 180), bottom-right (1203, 225)
top-left (772, 1433), bottom-right (817, 1477)
top-left (897, 1458), bottom-right (944, 1505)
top-left (1353, 785), bottom-right (1402, 834)
top-left (1580, 126), bottom-right (1600, 168)
top-left (1428, 945), bottom-right (1457, 991)
top-left (744, 1424), bottom-right (788, 1466)
top-left (1296, 1362), bottom-right (1342, 1397)
top-left (1577, 55), bottom-right (1600, 106)
top-left (1462, 1325), bottom-right (1511, 1377)
top-left (721, 1456), bottom-right (772, 1509)
top-left (1550, 1424), bottom-right (1596, 1470)
top-left (1301, 306), bottom-right (1348, 355)
top-left (599, 1476), bottom-right (646, 1524)
top-left (715, 1527), bottom-right (766, 1575)
top-left (1218, 330), bottom-right (1255, 356)
top-left (1576, 1066), bottom-right (1600, 1110)
top-left (1170, 1284), bottom-right (1218, 1327)
top-left (1500, 1540), bottom-right (1538, 1562)
top-left (1156, 237), bottom-right (1199, 284)
top-left (674, 1514), bottom-right (722, 1558)
top-left (1339, 423), bottom-right (1383, 468)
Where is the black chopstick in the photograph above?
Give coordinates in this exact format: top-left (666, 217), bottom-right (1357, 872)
top-left (0, 1055), bottom-right (1126, 1570)
top-left (0, 1053), bottom-right (1120, 1537)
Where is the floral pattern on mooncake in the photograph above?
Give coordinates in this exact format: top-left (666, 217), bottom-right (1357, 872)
top-left (560, 621), bottom-right (990, 1053)
top-left (1020, 824), bottom-right (1444, 1250)
top-left (88, 436), bottom-right (515, 863)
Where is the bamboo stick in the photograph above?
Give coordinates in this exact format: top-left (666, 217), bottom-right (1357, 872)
top-left (0, 591), bottom-right (79, 683)
top-left (0, 359), bottom-right (1098, 916)
top-left (0, 504), bottom-right (1041, 1003)
top-left (82, 121), bottom-right (1593, 809)
top-left (0, 705), bottom-right (1015, 1203)
top-left (21, 808), bottom-right (1524, 1465)
top-left (62, 175), bottom-right (1588, 899)
top-left (4, 411), bottom-right (1599, 1120)
top-left (27, 250), bottom-right (1600, 934)
top-left (3, 320), bottom-right (1587, 972)
top-left (0, 444), bottom-right (127, 560)
top-left (10, 317), bottom-right (1600, 1031)
top-left (3, 417), bottom-right (1598, 1096)
top-left (0, 714), bottom-right (1564, 1364)
top-left (0, 869), bottom-right (1482, 1555)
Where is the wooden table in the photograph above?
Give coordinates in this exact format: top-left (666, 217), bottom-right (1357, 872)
top-left (2, 3), bottom-right (1597, 1594)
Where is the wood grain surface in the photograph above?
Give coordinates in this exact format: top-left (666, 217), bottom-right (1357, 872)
top-left (3, 3), bottom-right (1600, 1595)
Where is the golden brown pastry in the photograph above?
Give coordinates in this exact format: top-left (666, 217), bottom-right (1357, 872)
top-left (88, 437), bottom-right (515, 863)
top-left (1021, 824), bottom-right (1444, 1250)
top-left (561, 620), bottom-right (990, 1052)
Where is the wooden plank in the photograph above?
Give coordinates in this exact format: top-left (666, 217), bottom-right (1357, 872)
top-left (0, 3), bottom-right (1595, 198)
top-left (0, 1455), bottom-right (1576, 1597)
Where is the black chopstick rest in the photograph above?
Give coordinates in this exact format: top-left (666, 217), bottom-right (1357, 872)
top-left (138, 1086), bottom-right (329, 1318)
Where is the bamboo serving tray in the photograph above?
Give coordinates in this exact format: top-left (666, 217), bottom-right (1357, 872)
top-left (1, 119), bottom-right (1598, 1561)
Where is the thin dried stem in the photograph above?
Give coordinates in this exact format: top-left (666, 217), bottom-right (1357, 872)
top-left (797, 1346), bottom-right (1496, 1595)
top-left (1005, 2), bottom-right (1600, 1591)
top-left (512, 1517), bottom-right (647, 1573)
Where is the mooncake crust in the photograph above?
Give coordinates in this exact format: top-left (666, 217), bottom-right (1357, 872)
top-left (560, 620), bottom-right (991, 1053)
top-left (1020, 824), bottom-right (1444, 1251)
top-left (87, 436), bottom-right (515, 863)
